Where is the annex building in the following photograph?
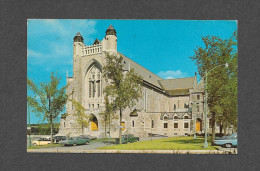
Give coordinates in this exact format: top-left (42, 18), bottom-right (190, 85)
top-left (58, 25), bottom-right (210, 138)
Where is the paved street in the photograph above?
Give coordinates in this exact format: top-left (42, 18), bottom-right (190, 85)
top-left (27, 140), bottom-right (115, 152)
top-left (49, 141), bottom-right (114, 150)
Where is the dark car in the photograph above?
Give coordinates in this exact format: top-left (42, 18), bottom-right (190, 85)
top-left (59, 137), bottom-right (90, 146)
top-left (116, 134), bottom-right (139, 144)
top-left (213, 132), bottom-right (237, 148)
top-left (54, 136), bottom-right (67, 143)
top-left (79, 135), bottom-right (97, 140)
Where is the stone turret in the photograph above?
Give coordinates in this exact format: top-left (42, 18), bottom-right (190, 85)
top-left (102, 25), bottom-right (117, 53)
top-left (73, 32), bottom-right (85, 103)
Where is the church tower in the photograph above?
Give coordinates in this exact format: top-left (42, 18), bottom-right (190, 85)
top-left (102, 25), bottom-right (117, 53)
top-left (73, 32), bottom-right (84, 103)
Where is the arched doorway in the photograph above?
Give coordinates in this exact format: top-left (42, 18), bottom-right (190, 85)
top-left (89, 114), bottom-right (98, 131)
top-left (196, 118), bottom-right (202, 132)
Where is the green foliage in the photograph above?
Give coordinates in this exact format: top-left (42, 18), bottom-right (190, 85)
top-left (27, 72), bottom-right (68, 142)
top-left (29, 123), bottom-right (59, 135)
top-left (71, 99), bottom-right (89, 135)
top-left (99, 95), bottom-right (118, 138)
top-left (190, 31), bottom-right (237, 140)
top-left (103, 53), bottom-right (143, 110)
top-left (103, 53), bottom-right (143, 143)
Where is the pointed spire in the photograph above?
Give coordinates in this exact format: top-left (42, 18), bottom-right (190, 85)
top-left (73, 32), bottom-right (84, 43)
top-left (108, 25), bottom-right (115, 30)
top-left (106, 25), bottom-right (116, 36)
top-left (75, 32), bottom-right (82, 37)
top-left (93, 38), bottom-right (101, 45)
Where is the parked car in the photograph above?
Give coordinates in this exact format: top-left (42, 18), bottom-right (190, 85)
top-left (32, 137), bottom-right (52, 146)
top-left (213, 132), bottom-right (237, 148)
top-left (79, 135), bottom-right (97, 140)
top-left (54, 136), bottom-right (67, 143)
top-left (59, 137), bottom-right (90, 146)
top-left (116, 134), bottom-right (139, 144)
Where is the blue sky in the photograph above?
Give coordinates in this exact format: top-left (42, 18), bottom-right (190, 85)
top-left (27, 19), bottom-right (237, 124)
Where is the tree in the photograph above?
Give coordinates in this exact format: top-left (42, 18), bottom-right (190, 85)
top-left (99, 95), bottom-right (118, 138)
top-left (71, 99), bottom-right (89, 135)
top-left (103, 53), bottom-right (143, 144)
top-left (27, 72), bottom-right (68, 143)
top-left (190, 31), bottom-right (237, 143)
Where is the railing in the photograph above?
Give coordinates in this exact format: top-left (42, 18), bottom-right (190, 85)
top-left (84, 44), bottom-right (102, 56)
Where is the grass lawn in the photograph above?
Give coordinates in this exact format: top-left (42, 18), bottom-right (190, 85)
top-left (27, 143), bottom-right (63, 149)
top-left (98, 136), bottom-right (217, 150)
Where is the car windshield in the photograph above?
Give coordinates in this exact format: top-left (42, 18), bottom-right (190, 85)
top-left (229, 133), bottom-right (237, 138)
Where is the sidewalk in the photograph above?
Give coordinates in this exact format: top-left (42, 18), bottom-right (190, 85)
top-left (27, 149), bottom-right (237, 154)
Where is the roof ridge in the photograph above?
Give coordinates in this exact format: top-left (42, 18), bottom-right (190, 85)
top-left (162, 76), bottom-right (195, 80)
top-left (118, 52), bottom-right (163, 80)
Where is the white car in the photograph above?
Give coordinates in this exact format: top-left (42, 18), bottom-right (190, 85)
top-left (32, 138), bottom-right (52, 146)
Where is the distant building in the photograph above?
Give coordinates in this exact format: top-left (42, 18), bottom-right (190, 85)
top-left (58, 25), bottom-right (212, 138)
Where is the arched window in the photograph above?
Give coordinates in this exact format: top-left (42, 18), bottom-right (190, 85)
top-left (151, 120), bottom-right (154, 128)
top-left (92, 81), bottom-right (95, 97)
top-left (89, 78), bottom-right (92, 98)
top-left (164, 116), bottom-right (168, 121)
top-left (87, 65), bottom-right (102, 99)
top-left (174, 116), bottom-right (178, 119)
top-left (184, 116), bottom-right (189, 119)
top-left (97, 80), bottom-right (100, 97)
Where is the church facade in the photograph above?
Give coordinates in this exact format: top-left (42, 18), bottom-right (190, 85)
top-left (58, 25), bottom-right (209, 138)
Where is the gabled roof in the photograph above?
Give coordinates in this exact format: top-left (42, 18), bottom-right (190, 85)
top-left (158, 77), bottom-right (195, 90)
top-left (160, 112), bottom-right (192, 120)
top-left (191, 79), bottom-right (204, 93)
top-left (118, 52), bottom-right (163, 89)
top-left (166, 89), bottom-right (190, 96)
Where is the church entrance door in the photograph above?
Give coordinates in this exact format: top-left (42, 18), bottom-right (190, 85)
top-left (90, 114), bottom-right (98, 131)
top-left (196, 118), bottom-right (202, 132)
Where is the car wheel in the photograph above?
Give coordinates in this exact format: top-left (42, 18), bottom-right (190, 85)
top-left (32, 143), bottom-right (37, 146)
top-left (224, 143), bottom-right (232, 148)
top-left (85, 141), bottom-right (89, 145)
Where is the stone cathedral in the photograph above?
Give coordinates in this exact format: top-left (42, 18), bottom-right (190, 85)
top-left (58, 25), bottom-right (209, 138)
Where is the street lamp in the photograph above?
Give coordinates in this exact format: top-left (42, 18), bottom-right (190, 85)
top-left (203, 63), bottom-right (229, 148)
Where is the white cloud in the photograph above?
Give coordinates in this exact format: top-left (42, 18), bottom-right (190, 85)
top-left (39, 19), bottom-right (97, 38)
top-left (157, 70), bottom-right (188, 79)
top-left (27, 49), bottom-right (43, 59)
top-left (28, 20), bottom-right (98, 73)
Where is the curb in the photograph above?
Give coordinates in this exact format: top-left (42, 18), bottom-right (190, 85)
top-left (27, 149), bottom-right (237, 154)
